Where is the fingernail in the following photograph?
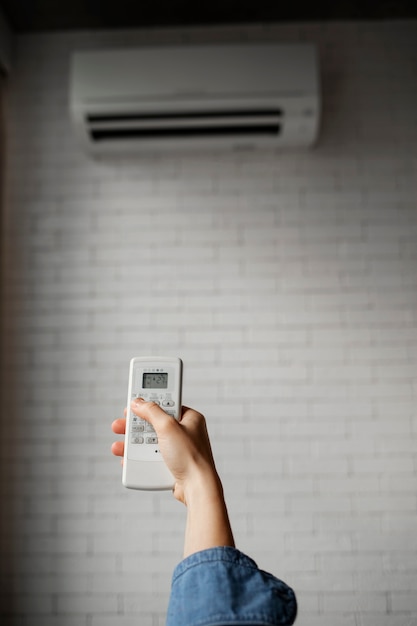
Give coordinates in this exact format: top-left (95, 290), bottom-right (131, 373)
top-left (132, 397), bottom-right (144, 404)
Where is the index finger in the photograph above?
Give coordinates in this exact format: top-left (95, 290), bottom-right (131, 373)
top-left (112, 418), bottom-right (126, 434)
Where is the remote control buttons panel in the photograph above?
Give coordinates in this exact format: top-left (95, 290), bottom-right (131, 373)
top-left (130, 414), bottom-right (158, 444)
top-left (127, 389), bottom-right (179, 461)
top-left (129, 391), bottom-right (177, 447)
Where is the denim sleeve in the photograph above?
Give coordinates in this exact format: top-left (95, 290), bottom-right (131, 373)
top-left (166, 546), bottom-right (297, 626)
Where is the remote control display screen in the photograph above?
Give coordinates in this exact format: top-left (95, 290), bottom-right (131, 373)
top-left (142, 372), bottom-right (168, 389)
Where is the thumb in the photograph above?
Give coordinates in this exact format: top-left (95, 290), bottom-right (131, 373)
top-left (130, 397), bottom-right (175, 432)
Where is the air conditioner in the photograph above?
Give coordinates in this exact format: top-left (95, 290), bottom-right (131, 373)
top-left (70, 44), bottom-right (320, 154)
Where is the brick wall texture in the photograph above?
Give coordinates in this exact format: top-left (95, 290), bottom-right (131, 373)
top-left (1, 19), bottom-right (417, 626)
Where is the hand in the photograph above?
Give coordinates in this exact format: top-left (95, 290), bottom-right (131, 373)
top-left (112, 399), bottom-right (234, 556)
top-left (111, 400), bottom-right (220, 505)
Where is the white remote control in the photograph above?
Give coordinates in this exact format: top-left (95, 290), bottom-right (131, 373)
top-left (122, 356), bottom-right (183, 490)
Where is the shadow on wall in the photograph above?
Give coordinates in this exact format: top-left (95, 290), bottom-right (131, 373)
top-left (0, 73), bottom-right (17, 623)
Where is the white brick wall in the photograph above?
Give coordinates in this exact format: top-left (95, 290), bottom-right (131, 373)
top-left (1, 19), bottom-right (417, 626)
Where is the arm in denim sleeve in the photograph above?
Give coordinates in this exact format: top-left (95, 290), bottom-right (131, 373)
top-left (166, 546), bottom-right (297, 626)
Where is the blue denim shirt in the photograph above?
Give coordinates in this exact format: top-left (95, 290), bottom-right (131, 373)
top-left (166, 547), bottom-right (297, 626)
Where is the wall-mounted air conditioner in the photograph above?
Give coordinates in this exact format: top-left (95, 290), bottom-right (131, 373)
top-left (70, 43), bottom-right (320, 153)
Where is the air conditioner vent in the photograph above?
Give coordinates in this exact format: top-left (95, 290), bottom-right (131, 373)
top-left (87, 108), bottom-right (283, 142)
top-left (90, 124), bottom-right (281, 142)
top-left (86, 109), bottom-right (283, 123)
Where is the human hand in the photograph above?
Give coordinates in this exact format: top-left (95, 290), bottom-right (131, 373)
top-left (111, 400), bottom-right (220, 505)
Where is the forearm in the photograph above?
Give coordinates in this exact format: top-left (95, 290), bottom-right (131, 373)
top-left (183, 471), bottom-right (235, 558)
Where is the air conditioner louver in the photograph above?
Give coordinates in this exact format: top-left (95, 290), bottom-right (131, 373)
top-left (87, 109), bottom-right (283, 142)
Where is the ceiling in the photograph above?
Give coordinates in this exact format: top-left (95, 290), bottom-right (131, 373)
top-left (1, 0), bottom-right (417, 33)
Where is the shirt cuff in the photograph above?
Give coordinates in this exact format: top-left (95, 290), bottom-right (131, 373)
top-left (167, 546), bottom-right (297, 626)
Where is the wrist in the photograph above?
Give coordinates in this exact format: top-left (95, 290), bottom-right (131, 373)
top-left (182, 465), bottom-right (224, 508)
top-left (182, 468), bottom-right (235, 557)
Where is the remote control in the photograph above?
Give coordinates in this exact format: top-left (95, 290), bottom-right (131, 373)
top-left (122, 356), bottom-right (183, 490)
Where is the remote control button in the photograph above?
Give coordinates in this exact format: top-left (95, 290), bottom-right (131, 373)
top-left (144, 423), bottom-right (155, 432)
top-left (146, 436), bottom-right (158, 444)
top-left (132, 425), bottom-right (144, 432)
top-left (131, 436), bottom-right (144, 444)
top-left (162, 399), bottom-right (175, 407)
top-left (164, 409), bottom-right (176, 417)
